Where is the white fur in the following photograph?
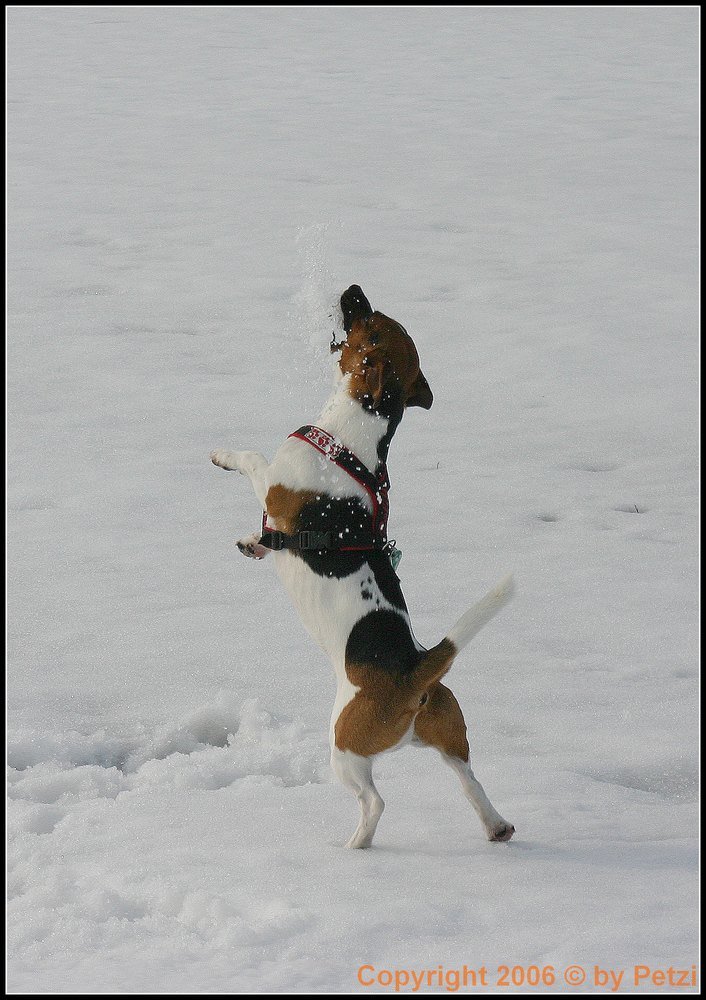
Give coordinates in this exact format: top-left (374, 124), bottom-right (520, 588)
top-left (317, 372), bottom-right (389, 473)
top-left (330, 747), bottom-right (384, 849)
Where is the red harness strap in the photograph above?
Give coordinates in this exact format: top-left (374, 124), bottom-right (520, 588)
top-left (260, 425), bottom-right (390, 553)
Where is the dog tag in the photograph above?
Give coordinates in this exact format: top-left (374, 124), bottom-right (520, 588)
top-left (389, 546), bottom-right (402, 571)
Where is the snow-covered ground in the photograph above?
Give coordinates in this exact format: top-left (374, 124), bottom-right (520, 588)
top-left (7, 6), bottom-right (699, 994)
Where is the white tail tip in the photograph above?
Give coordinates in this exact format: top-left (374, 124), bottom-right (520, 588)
top-left (446, 573), bottom-right (515, 653)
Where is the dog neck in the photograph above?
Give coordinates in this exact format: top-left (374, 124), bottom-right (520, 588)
top-left (316, 372), bottom-right (402, 473)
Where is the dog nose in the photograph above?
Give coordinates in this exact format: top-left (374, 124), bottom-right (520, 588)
top-left (340, 284), bottom-right (373, 334)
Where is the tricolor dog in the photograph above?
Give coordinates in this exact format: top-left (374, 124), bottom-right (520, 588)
top-left (211, 285), bottom-right (515, 848)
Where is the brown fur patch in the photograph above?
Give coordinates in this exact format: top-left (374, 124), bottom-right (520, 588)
top-left (334, 639), bottom-right (457, 756)
top-left (413, 682), bottom-right (470, 762)
top-left (264, 484), bottom-right (317, 535)
top-left (334, 666), bottom-right (422, 756)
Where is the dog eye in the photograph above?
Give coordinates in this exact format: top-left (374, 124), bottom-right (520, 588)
top-left (369, 332), bottom-right (380, 345)
top-left (419, 692), bottom-right (428, 707)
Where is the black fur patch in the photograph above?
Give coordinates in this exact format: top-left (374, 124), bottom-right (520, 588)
top-left (345, 609), bottom-right (423, 679)
top-left (289, 496), bottom-right (407, 611)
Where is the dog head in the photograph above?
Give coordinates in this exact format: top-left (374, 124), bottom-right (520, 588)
top-left (334, 285), bottom-right (433, 412)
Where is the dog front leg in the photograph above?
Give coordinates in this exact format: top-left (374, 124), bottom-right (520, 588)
top-left (210, 449), bottom-right (269, 507)
top-left (211, 449), bottom-right (271, 557)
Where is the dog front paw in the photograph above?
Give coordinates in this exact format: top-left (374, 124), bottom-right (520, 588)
top-left (210, 449), bottom-right (241, 471)
top-left (236, 534), bottom-right (270, 559)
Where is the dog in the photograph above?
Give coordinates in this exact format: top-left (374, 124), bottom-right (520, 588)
top-left (210, 285), bottom-right (515, 848)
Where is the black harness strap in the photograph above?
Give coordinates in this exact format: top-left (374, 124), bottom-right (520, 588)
top-left (259, 425), bottom-right (390, 553)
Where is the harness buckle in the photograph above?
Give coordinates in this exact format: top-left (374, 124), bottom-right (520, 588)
top-left (265, 531), bottom-right (285, 551)
top-left (299, 530), bottom-right (333, 551)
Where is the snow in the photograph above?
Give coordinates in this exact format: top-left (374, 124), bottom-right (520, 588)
top-left (7, 5), bottom-right (698, 994)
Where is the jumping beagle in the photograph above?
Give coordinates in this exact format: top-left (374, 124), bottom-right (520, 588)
top-left (211, 285), bottom-right (515, 848)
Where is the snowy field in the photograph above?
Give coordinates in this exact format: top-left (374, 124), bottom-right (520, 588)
top-left (7, 6), bottom-right (699, 994)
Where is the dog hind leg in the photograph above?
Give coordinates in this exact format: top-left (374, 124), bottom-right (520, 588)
top-left (414, 683), bottom-right (514, 842)
top-left (330, 747), bottom-right (385, 849)
top-left (443, 755), bottom-right (514, 842)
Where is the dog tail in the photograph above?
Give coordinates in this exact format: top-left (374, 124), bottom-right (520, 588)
top-left (412, 574), bottom-right (515, 691)
top-left (445, 573), bottom-right (515, 652)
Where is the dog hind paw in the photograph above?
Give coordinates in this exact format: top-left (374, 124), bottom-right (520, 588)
top-left (345, 831), bottom-right (375, 849)
top-left (487, 822), bottom-right (515, 843)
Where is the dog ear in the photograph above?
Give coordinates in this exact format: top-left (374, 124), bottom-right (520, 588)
top-left (406, 369), bottom-right (433, 409)
top-left (364, 359), bottom-right (387, 407)
top-left (341, 285), bottom-right (373, 335)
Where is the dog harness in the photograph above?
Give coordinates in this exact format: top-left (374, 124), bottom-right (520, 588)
top-left (259, 425), bottom-right (392, 555)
